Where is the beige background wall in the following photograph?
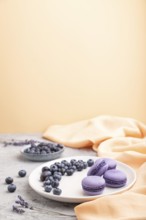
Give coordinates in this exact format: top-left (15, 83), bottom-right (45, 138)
top-left (0, 0), bottom-right (146, 133)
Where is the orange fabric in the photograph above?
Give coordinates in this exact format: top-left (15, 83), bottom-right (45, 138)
top-left (43, 115), bottom-right (146, 220)
top-left (43, 115), bottom-right (146, 148)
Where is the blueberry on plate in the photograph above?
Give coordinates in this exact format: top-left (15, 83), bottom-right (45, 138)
top-left (87, 159), bottom-right (94, 167)
top-left (18, 170), bottom-right (27, 177)
top-left (83, 162), bottom-right (88, 169)
top-left (47, 176), bottom-right (54, 183)
top-left (45, 185), bottom-right (52, 193)
top-left (53, 188), bottom-right (62, 195)
top-left (51, 180), bottom-right (60, 188)
top-left (5, 177), bottom-right (13, 184)
top-left (50, 165), bottom-right (58, 173)
top-left (66, 169), bottom-right (74, 176)
top-left (43, 180), bottom-right (51, 186)
top-left (8, 184), bottom-right (16, 193)
top-left (41, 166), bottom-right (50, 172)
top-left (53, 173), bottom-right (62, 181)
top-left (40, 170), bottom-right (52, 182)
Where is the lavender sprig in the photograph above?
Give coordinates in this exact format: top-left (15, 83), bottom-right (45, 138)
top-left (12, 205), bottom-right (25, 214)
top-left (12, 195), bottom-right (33, 214)
top-left (16, 195), bottom-right (33, 209)
top-left (2, 139), bottom-right (41, 147)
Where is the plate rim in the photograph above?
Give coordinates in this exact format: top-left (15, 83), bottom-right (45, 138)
top-left (28, 156), bottom-right (137, 203)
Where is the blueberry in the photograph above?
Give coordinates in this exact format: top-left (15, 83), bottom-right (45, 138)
top-left (53, 188), bottom-right (62, 195)
top-left (70, 159), bottom-right (77, 165)
top-left (40, 150), bottom-right (47, 155)
top-left (87, 159), bottom-right (94, 167)
top-left (24, 148), bottom-right (31, 153)
top-left (65, 162), bottom-right (71, 167)
top-left (43, 180), bottom-right (51, 186)
top-left (45, 185), bottom-right (52, 192)
top-left (64, 165), bottom-right (68, 171)
top-left (51, 180), bottom-right (59, 188)
top-left (76, 162), bottom-right (84, 171)
top-left (52, 146), bottom-right (58, 152)
top-left (45, 149), bottom-right (51, 154)
top-left (61, 160), bottom-right (68, 165)
top-left (72, 165), bottom-right (77, 171)
top-left (5, 177), bottom-right (13, 184)
top-left (53, 173), bottom-right (62, 181)
top-left (40, 171), bottom-right (52, 181)
top-left (42, 166), bottom-right (50, 172)
top-left (59, 163), bottom-right (65, 168)
top-left (43, 170), bottom-right (52, 176)
top-left (50, 145), bottom-right (58, 153)
top-left (78, 160), bottom-right (84, 164)
top-left (66, 169), bottom-right (74, 176)
top-left (54, 162), bottom-right (61, 167)
top-left (83, 162), bottom-right (88, 169)
top-left (60, 168), bottom-right (66, 175)
top-left (54, 171), bottom-right (62, 176)
top-left (8, 184), bottom-right (16, 193)
top-left (50, 165), bottom-right (58, 173)
top-left (18, 170), bottom-right (27, 177)
top-left (46, 176), bottom-right (54, 183)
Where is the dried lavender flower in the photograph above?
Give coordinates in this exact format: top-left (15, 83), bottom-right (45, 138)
top-left (15, 195), bottom-right (33, 210)
top-left (12, 205), bottom-right (25, 214)
top-left (2, 139), bottom-right (38, 147)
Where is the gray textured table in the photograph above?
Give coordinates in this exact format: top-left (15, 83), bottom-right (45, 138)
top-left (0, 134), bottom-right (96, 220)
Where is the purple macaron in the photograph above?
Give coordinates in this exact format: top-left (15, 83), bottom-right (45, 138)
top-left (103, 158), bottom-right (117, 170)
top-left (103, 169), bottom-right (127, 188)
top-left (81, 176), bottom-right (105, 195)
top-left (87, 158), bottom-right (108, 176)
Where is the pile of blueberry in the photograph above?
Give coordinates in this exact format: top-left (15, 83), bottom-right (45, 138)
top-left (5, 170), bottom-right (27, 193)
top-left (40, 158), bottom-right (94, 195)
top-left (24, 142), bottom-right (64, 155)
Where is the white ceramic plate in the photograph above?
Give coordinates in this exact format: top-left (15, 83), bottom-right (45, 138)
top-left (29, 156), bottom-right (136, 203)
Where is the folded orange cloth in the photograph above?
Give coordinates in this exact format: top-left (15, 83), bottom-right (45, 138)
top-left (43, 115), bottom-right (146, 220)
top-left (43, 115), bottom-right (146, 149)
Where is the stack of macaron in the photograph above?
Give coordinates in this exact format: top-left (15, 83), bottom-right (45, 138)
top-left (81, 158), bottom-right (127, 196)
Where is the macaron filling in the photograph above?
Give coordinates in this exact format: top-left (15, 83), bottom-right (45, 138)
top-left (106, 178), bottom-right (126, 184)
top-left (90, 161), bottom-right (106, 175)
top-left (83, 185), bottom-right (105, 192)
top-left (105, 179), bottom-right (127, 185)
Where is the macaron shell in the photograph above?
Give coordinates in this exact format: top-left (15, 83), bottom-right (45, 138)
top-left (83, 188), bottom-right (105, 196)
top-left (82, 176), bottom-right (105, 195)
top-left (87, 158), bottom-right (108, 176)
top-left (103, 169), bottom-right (127, 188)
top-left (103, 158), bottom-right (117, 170)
